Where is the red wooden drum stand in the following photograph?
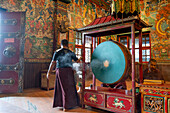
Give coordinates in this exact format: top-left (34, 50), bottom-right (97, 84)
top-left (77, 16), bottom-right (151, 113)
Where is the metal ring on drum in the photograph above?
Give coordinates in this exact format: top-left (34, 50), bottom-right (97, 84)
top-left (91, 41), bottom-right (131, 84)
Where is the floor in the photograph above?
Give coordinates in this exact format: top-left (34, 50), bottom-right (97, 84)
top-left (0, 88), bottom-right (112, 113)
top-left (0, 79), bottom-right (136, 113)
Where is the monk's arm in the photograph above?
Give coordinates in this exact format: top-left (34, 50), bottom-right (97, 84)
top-left (47, 60), bottom-right (56, 79)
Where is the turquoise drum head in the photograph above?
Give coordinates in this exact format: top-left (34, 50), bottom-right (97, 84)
top-left (91, 41), bottom-right (126, 84)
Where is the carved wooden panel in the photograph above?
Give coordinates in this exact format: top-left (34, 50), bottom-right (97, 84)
top-left (107, 95), bottom-right (132, 112)
top-left (144, 95), bottom-right (164, 113)
top-left (84, 91), bottom-right (104, 107)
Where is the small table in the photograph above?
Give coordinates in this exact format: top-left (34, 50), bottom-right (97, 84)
top-left (41, 70), bottom-right (56, 90)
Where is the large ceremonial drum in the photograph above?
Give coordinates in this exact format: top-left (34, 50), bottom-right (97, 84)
top-left (91, 41), bottom-right (131, 84)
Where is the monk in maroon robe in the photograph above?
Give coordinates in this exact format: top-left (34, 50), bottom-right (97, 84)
top-left (47, 39), bottom-right (81, 112)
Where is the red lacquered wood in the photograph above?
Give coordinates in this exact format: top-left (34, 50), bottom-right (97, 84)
top-left (131, 24), bottom-right (136, 113)
top-left (139, 30), bottom-right (143, 83)
top-left (82, 33), bottom-right (86, 108)
top-left (140, 84), bottom-right (170, 113)
top-left (77, 16), bottom-right (151, 113)
top-left (92, 37), bottom-right (96, 90)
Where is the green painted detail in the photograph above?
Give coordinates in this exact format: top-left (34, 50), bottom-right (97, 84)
top-left (113, 98), bottom-right (125, 108)
top-left (89, 94), bottom-right (98, 103)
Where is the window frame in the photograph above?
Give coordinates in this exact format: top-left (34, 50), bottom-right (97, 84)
top-left (118, 32), bottom-right (151, 63)
top-left (75, 32), bottom-right (99, 63)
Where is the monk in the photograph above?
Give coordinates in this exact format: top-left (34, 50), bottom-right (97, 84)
top-left (47, 39), bottom-right (81, 112)
top-left (143, 59), bottom-right (164, 81)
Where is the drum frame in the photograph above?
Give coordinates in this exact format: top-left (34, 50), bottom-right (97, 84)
top-left (77, 16), bottom-right (151, 113)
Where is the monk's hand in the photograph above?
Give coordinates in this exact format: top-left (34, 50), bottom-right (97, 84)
top-left (46, 72), bottom-right (50, 91)
top-left (46, 72), bottom-right (50, 79)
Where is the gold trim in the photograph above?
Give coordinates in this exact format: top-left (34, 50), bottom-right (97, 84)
top-left (1, 80), bottom-right (5, 84)
top-left (140, 87), bottom-right (170, 96)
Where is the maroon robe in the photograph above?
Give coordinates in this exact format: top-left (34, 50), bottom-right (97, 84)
top-left (53, 67), bottom-right (79, 109)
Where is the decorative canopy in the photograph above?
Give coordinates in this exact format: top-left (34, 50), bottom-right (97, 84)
top-left (110, 0), bottom-right (140, 18)
top-left (77, 16), bottom-right (152, 37)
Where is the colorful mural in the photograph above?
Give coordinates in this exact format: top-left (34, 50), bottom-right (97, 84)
top-left (0, 0), bottom-right (169, 63)
top-left (140, 0), bottom-right (170, 63)
top-left (0, 0), bottom-right (54, 62)
top-left (0, 0), bottom-right (108, 62)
